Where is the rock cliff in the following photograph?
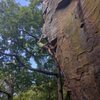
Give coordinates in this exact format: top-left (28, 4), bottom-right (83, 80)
top-left (42, 0), bottom-right (100, 99)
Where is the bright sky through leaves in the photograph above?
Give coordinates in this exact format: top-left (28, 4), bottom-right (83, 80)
top-left (15, 0), bottom-right (30, 6)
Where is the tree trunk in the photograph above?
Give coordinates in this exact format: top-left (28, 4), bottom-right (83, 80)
top-left (4, 79), bottom-right (14, 100)
top-left (57, 76), bottom-right (63, 100)
top-left (42, 0), bottom-right (100, 99)
top-left (8, 95), bottom-right (13, 100)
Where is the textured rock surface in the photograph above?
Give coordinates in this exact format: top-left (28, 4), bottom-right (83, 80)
top-left (42, 0), bottom-right (100, 99)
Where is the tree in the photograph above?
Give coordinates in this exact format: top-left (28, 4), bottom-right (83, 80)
top-left (0, 0), bottom-right (58, 99)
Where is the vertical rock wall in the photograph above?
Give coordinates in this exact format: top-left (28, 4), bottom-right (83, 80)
top-left (42, 0), bottom-right (100, 99)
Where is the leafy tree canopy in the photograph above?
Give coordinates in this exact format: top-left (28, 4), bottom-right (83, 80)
top-left (0, 0), bottom-right (58, 99)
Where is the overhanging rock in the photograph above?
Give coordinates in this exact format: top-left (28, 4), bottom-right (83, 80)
top-left (42, 0), bottom-right (100, 99)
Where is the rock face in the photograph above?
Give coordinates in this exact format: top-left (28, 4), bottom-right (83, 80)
top-left (42, 0), bottom-right (100, 99)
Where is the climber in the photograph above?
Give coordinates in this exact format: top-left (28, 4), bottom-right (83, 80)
top-left (37, 35), bottom-right (57, 56)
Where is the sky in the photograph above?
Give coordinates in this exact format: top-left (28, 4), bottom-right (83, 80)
top-left (30, 57), bottom-right (37, 68)
top-left (15, 0), bottom-right (30, 6)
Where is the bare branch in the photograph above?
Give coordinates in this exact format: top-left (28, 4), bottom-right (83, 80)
top-left (0, 51), bottom-right (58, 77)
top-left (23, 30), bottom-right (39, 42)
top-left (29, 67), bottom-right (58, 77)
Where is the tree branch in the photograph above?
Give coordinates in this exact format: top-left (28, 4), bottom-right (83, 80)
top-left (0, 51), bottom-right (59, 77)
top-left (0, 51), bottom-right (16, 56)
top-left (0, 90), bottom-right (10, 96)
top-left (23, 30), bottom-right (39, 42)
top-left (0, 89), bottom-right (13, 100)
top-left (29, 67), bottom-right (58, 77)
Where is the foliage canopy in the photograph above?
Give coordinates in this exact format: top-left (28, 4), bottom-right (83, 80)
top-left (0, 0), bottom-right (58, 99)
